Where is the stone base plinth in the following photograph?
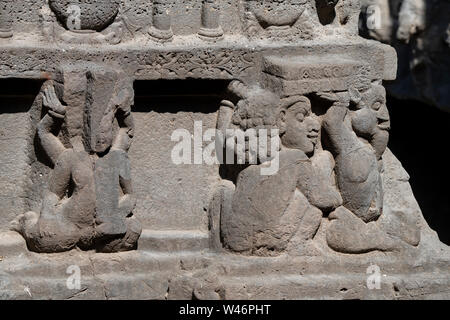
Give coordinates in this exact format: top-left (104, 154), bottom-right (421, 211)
top-left (1, 230), bottom-right (449, 300)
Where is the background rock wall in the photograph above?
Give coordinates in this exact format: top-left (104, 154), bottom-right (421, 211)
top-left (360, 0), bottom-right (450, 111)
top-left (131, 80), bottom-right (225, 231)
top-left (360, 1), bottom-right (450, 244)
top-left (0, 80), bottom-right (43, 231)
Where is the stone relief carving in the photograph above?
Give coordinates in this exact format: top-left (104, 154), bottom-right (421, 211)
top-left (0, 0), bottom-right (12, 38)
top-left (211, 81), bottom-right (343, 255)
top-left (49, 0), bottom-right (121, 31)
top-left (242, 0), bottom-right (315, 40)
top-left (0, 0), bottom-right (449, 300)
top-left (198, 0), bottom-right (223, 40)
top-left (136, 50), bottom-right (256, 79)
top-left (319, 85), bottom-right (419, 253)
top-left (10, 64), bottom-right (142, 253)
top-left (148, 0), bottom-right (174, 42)
top-left (314, 0), bottom-right (360, 32)
top-left (43, 0), bottom-right (123, 44)
top-left (1, 0), bottom-right (364, 44)
top-left (244, 0), bottom-right (307, 29)
top-left (210, 79), bottom-right (421, 256)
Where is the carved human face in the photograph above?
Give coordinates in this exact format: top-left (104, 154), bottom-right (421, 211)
top-left (280, 98), bottom-right (320, 156)
top-left (351, 85), bottom-right (390, 159)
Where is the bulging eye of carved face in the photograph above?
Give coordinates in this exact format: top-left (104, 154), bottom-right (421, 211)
top-left (280, 98), bottom-right (320, 156)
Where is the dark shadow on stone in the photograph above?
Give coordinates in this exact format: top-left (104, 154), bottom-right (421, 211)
top-left (133, 79), bottom-right (230, 114)
top-left (0, 78), bottom-right (43, 109)
top-left (387, 95), bottom-right (450, 245)
top-left (315, 0), bottom-right (338, 25)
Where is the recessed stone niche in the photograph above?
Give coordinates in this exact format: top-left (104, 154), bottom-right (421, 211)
top-left (0, 0), bottom-right (448, 300)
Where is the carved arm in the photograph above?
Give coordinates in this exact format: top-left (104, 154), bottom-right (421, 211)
top-left (38, 85), bottom-right (67, 166)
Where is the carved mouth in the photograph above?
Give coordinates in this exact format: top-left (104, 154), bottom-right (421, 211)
top-left (308, 132), bottom-right (319, 142)
top-left (378, 123), bottom-right (391, 131)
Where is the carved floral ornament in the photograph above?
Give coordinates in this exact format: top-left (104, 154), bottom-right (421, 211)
top-left (136, 50), bottom-right (256, 79)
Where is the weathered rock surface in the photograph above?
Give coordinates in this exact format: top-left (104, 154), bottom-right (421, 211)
top-left (0, 0), bottom-right (448, 300)
top-left (360, 0), bottom-right (450, 111)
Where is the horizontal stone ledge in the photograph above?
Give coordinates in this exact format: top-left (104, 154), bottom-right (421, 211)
top-left (0, 40), bottom-right (396, 82)
top-left (138, 229), bottom-right (209, 252)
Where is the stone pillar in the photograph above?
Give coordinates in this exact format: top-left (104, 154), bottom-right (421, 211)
top-left (148, 0), bottom-right (173, 42)
top-left (198, 0), bottom-right (223, 40)
top-left (0, 0), bottom-right (12, 38)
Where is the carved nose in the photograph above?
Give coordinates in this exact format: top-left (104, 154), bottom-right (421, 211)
top-left (377, 105), bottom-right (390, 129)
top-left (377, 105), bottom-right (390, 121)
top-left (306, 117), bottom-right (320, 132)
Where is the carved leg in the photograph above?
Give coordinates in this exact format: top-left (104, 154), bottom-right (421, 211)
top-left (286, 191), bottom-right (323, 255)
top-left (10, 211), bottom-right (39, 240)
top-left (11, 209), bottom-right (80, 253)
top-left (208, 181), bottom-right (235, 251)
top-left (326, 206), bottom-right (403, 253)
top-left (95, 216), bottom-right (142, 253)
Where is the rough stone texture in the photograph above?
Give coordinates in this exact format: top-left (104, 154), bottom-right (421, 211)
top-left (360, 0), bottom-right (450, 111)
top-left (0, 99), bottom-right (33, 230)
top-left (49, 0), bottom-right (121, 32)
top-left (131, 101), bottom-right (221, 231)
top-left (0, 0), bottom-right (448, 300)
top-left (9, 64), bottom-right (142, 253)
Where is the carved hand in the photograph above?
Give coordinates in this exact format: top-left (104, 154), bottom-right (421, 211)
top-left (227, 80), bottom-right (248, 100)
top-left (42, 85), bottom-right (66, 116)
top-left (317, 91), bottom-right (350, 108)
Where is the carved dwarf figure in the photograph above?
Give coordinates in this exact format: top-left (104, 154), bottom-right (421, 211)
top-left (11, 67), bottom-right (141, 253)
top-left (320, 83), bottom-right (420, 253)
top-left (211, 81), bottom-right (342, 256)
